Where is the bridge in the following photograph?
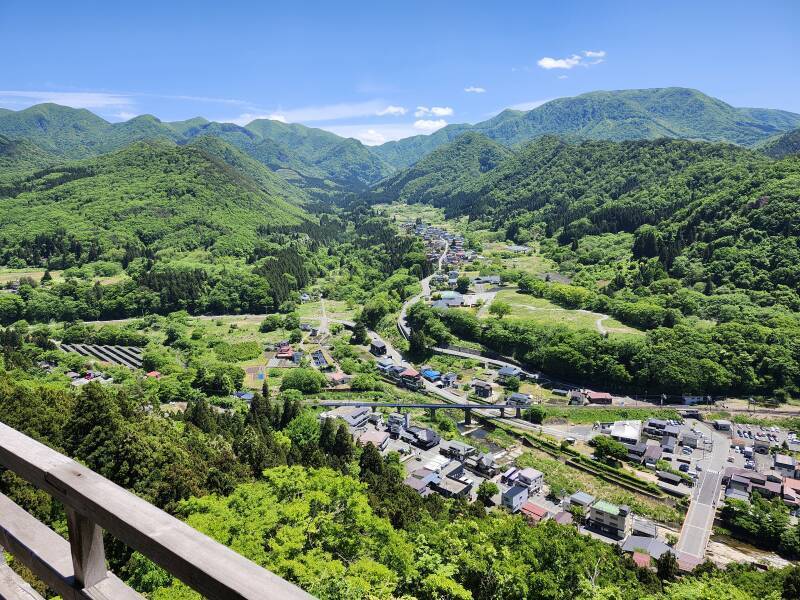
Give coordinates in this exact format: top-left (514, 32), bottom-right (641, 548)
top-left (310, 400), bottom-right (528, 424)
top-left (0, 422), bottom-right (312, 600)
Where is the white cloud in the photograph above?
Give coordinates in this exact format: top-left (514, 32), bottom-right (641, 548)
top-left (225, 100), bottom-right (412, 126)
top-left (377, 105), bottom-right (407, 116)
top-left (464, 86), bottom-right (486, 93)
top-left (537, 55), bottom-right (582, 70)
top-left (113, 111), bottom-right (140, 121)
top-left (537, 50), bottom-right (606, 70)
top-left (358, 129), bottom-right (387, 145)
top-left (413, 119), bottom-right (448, 132)
top-left (414, 106), bottom-right (453, 117)
top-left (322, 123), bottom-right (425, 145)
top-left (558, 75), bottom-right (568, 80)
top-left (0, 90), bottom-right (133, 109)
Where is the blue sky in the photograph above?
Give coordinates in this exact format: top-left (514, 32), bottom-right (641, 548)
top-left (1, 0), bottom-right (798, 144)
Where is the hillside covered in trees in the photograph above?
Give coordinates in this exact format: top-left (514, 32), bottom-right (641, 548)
top-left (0, 103), bottom-right (392, 193)
top-left (0, 139), bottom-right (310, 265)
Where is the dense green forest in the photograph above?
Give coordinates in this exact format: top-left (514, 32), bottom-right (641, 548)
top-left (757, 127), bottom-right (800, 159)
top-left (367, 132), bottom-right (512, 205)
top-left (0, 134), bottom-right (58, 182)
top-left (0, 139), bottom-right (309, 264)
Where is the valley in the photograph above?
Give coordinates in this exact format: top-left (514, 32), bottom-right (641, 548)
top-left (1, 86), bottom-right (800, 600)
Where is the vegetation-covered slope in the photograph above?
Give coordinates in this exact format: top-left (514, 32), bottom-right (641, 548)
top-left (245, 118), bottom-right (393, 187)
top-left (0, 103), bottom-right (113, 158)
top-left (369, 88), bottom-right (800, 168)
top-left (0, 134), bottom-right (58, 181)
top-left (0, 140), bottom-right (309, 264)
top-left (368, 131), bottom-right (512, 204)
top-left (757, 128), bottom-right (800, 159)
top-left (0, 104), bottom-right (393, 191)
top-left (394, 136), bottom-right (760, 231)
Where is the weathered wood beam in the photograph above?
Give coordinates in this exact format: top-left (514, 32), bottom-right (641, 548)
top-left (0, 422), bottom-right (313, 600)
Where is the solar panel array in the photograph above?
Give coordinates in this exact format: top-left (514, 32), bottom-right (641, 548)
top-left (60, 343), bottom-right (143, 369)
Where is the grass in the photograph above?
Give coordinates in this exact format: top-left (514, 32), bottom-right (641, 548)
top-left (296, 299), bottom-right (355, 321)
top-left (0, 268), bottom-right (130, 287)
top-left (538, 406), bottom-right (683, 425)
top-left (484, 244), bottom-right (557, 277)
top-left (485, 289), bottom-right (644, 337)
top-left (516, 449), bottom-right (682, 523)
top-left (374, 202), bottom-right (449, 227)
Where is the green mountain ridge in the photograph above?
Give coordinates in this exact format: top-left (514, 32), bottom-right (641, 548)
top-left (0, 134), bottom-right (59, 182)
top-left (0, 139), bottom-right (310, 263)
top-left (369, 87), bottom-right (800, 168)
top-left (756, 128), bottom-right (800, 159)
top-left (0, 103), bottom-right (391, 193)
top-left (368, 131), bottom-right (512, 204)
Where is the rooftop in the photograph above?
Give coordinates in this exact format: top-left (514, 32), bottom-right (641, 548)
top-left (592, 500), bottom-right (621, 516)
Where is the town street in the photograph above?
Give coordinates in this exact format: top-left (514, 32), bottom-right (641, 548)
top-left (675, 423), bottom-right (730, 567)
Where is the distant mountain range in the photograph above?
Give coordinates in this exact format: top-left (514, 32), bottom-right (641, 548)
top-left (0, 103), bottom-right (392, 195)
top-left (370, 88), bottom-right (800, 168)
top-left (0, 87), bottom-right (798, 193)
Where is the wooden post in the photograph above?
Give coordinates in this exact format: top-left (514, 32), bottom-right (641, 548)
top-left (65, 507), bottom-right (106, 589)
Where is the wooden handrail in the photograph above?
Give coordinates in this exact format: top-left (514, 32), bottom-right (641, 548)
top-left (0, 422), bottom-right (314, 600)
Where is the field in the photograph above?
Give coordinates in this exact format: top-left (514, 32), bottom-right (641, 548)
top-left (483, 242), bottom-right (558, 278)
top-left (0, 268), bottom-right (129, 286)
top-left (296, 299), bottom-right (356, 322)
top-left (485, 289), bottom-right (644, 337)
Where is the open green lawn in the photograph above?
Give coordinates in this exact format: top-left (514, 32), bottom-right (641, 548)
top-left (486, 289), bottom-right (644, 337)
top-left (374, 202), bottom-right (449, 227)
top-left (0, 268), bottom-right (130, 287)
top-left (296, 299), bottom-right (355, 321)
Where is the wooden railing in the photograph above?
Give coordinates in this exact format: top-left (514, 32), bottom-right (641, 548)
top-left (0, 422), bottom-right (314, 600)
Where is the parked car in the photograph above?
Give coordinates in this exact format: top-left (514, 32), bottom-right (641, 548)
top-left (679, 463), bottom-right (690, 473)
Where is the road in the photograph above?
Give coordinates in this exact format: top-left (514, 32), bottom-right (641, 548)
top-left (397, 243), bottom-right (447, 339)
top-left (675, 422), bottom-right (730, 568)
top-left (319, 297), bottom-right (329, 334)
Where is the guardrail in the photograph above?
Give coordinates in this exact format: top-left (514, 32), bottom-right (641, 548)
top-left (0, 421), bottom-right (313, 600)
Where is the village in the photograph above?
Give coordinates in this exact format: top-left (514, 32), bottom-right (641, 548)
top-left (39, 215), bottom-right (800, 575)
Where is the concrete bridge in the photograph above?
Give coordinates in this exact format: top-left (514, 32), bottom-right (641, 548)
top-left (309, 400), bottom-right (528, 424)
top-left (0, 422), bottom-right (312, 600)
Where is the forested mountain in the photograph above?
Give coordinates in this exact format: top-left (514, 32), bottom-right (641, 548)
top-left (244, 118), bottom-right (393, 186)
top-left (757, 128), bottom-right (800, 159)
top-left (0, 134), bottom-right (57, 181)
top-left (387, 136), bottom-right (760, 228)
top-left (0, 103), bottom-right (392, 192)
top-left (368, 131), bottom-right (512, 204)
top-left (0, 140), bottom-right (309, 266)
top-left (0, 103), bottom-right (115, 157)
top-left (369, 88), bottom-right (800, 168)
